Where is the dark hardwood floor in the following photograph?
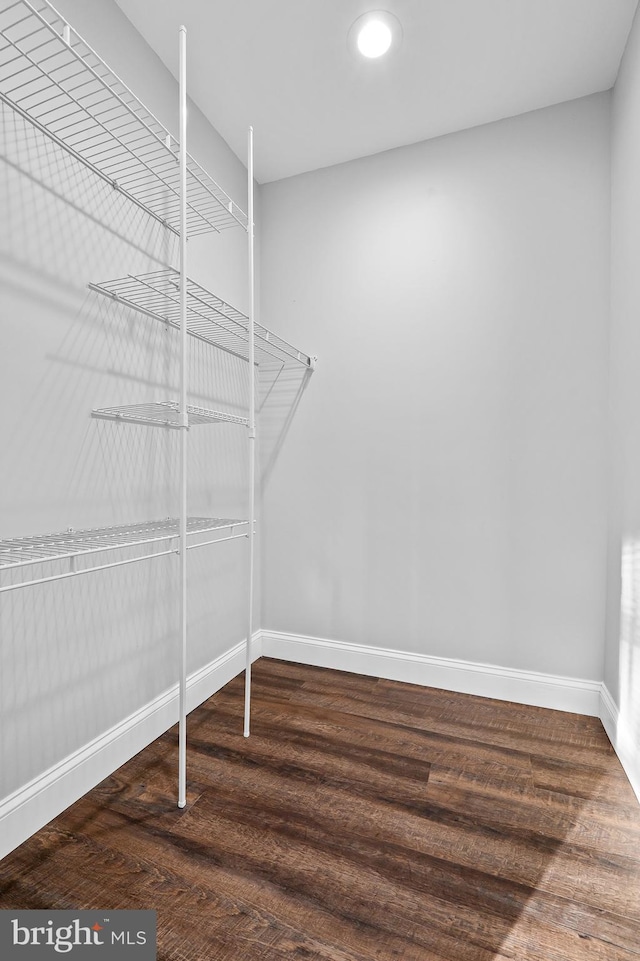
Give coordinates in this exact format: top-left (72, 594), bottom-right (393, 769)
top-left (1, 657), bottom-right (639, 960)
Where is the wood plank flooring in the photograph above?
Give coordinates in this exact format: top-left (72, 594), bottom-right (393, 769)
top-left (1, 657), bottom-right (639, 960)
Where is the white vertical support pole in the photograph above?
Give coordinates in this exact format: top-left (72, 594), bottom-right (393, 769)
top-left (244, 126), bottom-right (256, 738)
top-left (177, 25), bottom-right (188, 808)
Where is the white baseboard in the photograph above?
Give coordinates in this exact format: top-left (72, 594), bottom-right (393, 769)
top-left (599, 684), bottom-right (640, 804)
top-left (261, 630), bottom-right (640, 805)
top-left (260, 630), bottom-right (602, 716)
top-left (0, 635), bottom-right (261, 862)
top-left (3, 630), bottom-right (637, 864)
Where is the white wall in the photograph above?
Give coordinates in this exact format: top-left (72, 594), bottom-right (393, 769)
top-left (606, 3), bottom-right (640, 787)
top-left (0, 0), bottom-right (252, 810)
top-left (259, 93), bottom-right (611, 682)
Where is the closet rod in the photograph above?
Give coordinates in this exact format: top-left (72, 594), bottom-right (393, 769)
top-left (0, 532), bottom-right (249, 595)
top-left (0, 548), bottom-right (176, 594)
top-left (186, 532), bottom-right (249, 552)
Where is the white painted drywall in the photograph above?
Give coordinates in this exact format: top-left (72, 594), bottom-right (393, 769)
top-left (259, 93), bottom-right (610, 682)
top-left (607, 3), bottom-right (640, 779)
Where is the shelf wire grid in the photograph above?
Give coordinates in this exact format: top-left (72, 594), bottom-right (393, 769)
top-left (0, 0), bottom-right (247, 234)
top-left (90, 268), bottom-right (314, 370)
top-left (91, 401), bottom-right (249, 429)
top-left (0, 516), bottom-right (248, 572)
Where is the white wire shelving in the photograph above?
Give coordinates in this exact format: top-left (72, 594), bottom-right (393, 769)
top-left (91, 401), bottom-right (249, 429)
top-left (0, 0), bottom-right (247, 234)
top-left (89, 269), bottom-right (315, 371)
top-left (0, 516), bottom-right (249, 593)
top-left (1, 0), bottom-right (315, 810)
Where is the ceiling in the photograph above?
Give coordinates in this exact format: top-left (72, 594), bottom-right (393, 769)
top-left (114, 0), bottom-right (639, 184)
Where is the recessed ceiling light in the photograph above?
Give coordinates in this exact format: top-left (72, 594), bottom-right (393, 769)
top-left (358, 19), bottom-right (392, 58)
top-left (348, 11), bottom-right (402, 61)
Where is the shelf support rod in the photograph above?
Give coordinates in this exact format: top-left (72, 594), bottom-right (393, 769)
top-left (178, 24), bottom-right (188, 810)
top-left (244, 126), bottom-right (256, 738)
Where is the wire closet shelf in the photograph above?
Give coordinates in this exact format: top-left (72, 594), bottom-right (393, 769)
top-left (0, 0), bottom-right (247, 234)
top-left (0, 517), bottom-right (250, 591)
top-left (89, 269), bottom-right (315, 370)
top-left (91, 401), bottom-right (250, 429)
